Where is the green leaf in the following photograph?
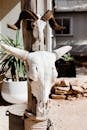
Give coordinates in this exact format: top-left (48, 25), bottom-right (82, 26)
top-left (0, 31), bottom-right (26, 81)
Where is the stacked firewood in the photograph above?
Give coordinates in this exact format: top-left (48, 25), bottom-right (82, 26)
top-left (50, 80), bottom-right (87, 100)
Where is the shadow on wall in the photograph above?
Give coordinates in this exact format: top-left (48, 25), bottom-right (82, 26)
top-left (0, 0), bottom-right (20, 20)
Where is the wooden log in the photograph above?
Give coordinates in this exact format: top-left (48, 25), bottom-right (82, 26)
top-left (51, 94), bottom-right (66, 99)
top-left (55, 86), bottom-right (70, 91)
top-left (65, 85), bottom-right (84, 98)
top-left (55, 89), bottom-right (67, 95)
top-left (71, 85), bottom-right (84, 93)
top-left (81, 83), bottom-right (87, 90)
top-left (20, 2), bottom-right (52, 130)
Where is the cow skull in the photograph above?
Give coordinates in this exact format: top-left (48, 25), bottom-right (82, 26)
top-left (7, 9), bottom-right (65, 31)
top-left (7, 10), bottom-right (65, 51)
top-left (0, 43), bottom-right (72, 119)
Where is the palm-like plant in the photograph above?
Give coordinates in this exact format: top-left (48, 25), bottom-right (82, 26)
top-left (0, 31), bottom-right (26, 81)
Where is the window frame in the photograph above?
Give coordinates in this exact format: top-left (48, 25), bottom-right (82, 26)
top-left (54, 16), bottom-right (73, 36)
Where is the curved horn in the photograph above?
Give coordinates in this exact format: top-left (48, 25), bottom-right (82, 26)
top-left (0, 43), bottom-right (28, 61)
top-left (41, 10), bottom-right (53, 21)
top-left (53, 46), bottom-right (72, 60)
top-left (7, 10), bottom-right (38, 30)
top-left (41, 10), bottom-right (65, 31)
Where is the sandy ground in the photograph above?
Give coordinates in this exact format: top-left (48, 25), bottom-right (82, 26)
top-left (0, 106), bottom-right (9, 130)
top-left (0, 67), bottom-right (87, 130)
top-left (48, 98), bottom-right (87, 130)
top-left (0, 98), bottom-right (87, 130)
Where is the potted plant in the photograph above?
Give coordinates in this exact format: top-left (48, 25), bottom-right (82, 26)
top-left (0, 30), bottom-right (26, 81)
top-left (0, 31), bottom-right (27, 104)
top-left (55, 53), bottom-right (76, 77)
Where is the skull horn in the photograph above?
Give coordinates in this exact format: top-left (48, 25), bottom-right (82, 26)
top-left (7, 10), bottom-right (38, 30)
top-left (41, 10), bottom-right (65, 31)
top-left (53, 46), bottom-right (72, 60)
top-left (0, 43), bottom-right (28, 61)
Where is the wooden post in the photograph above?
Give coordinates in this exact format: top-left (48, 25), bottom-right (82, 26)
top-left (46, 0), bottom-right (52, 52)
top-left (20, 0), bottom-right (36, 122)
top-left (20, 1), bottom-right (50, 129)
top-left (21, 0), bottom-right (37, 51)
top-left (20, 0), bottom-right (37, 114)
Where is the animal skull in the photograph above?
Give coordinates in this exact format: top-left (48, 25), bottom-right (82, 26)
top-left (7, 9), bottom-right (65, 31)
top-left (0, 43), bottom-right (72, 119)
top-left (7, 10), bottom-right (65, 51)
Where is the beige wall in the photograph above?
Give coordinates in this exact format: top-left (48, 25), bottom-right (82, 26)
top-left (0, 0), bottom-right (21, 39)
top-left (0, 0), bottom-right (20, 20)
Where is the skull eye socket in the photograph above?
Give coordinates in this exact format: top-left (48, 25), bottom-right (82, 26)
top-left (29, 78), bottom-right (33, 82)
top-left (31, 22), bottom-right (36, 29)
top-left (26, 21), bottom-right (35, 30)
top-left (36, 66), bottom-right (38, 72)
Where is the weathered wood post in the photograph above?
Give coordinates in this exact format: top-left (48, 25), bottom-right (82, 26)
top-left (20, 0), bottom-right (51, 129)
top-left (21, 0), bottom-right (37, 51)
top-left (46, 0), bottom-right (52, 52)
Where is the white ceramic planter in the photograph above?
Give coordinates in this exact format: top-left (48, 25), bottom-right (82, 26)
top-left (1, 80), bottom-right (28, 104)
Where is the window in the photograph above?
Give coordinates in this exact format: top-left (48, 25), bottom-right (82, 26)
top-left (55, 17), bottom-right (73, 36)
